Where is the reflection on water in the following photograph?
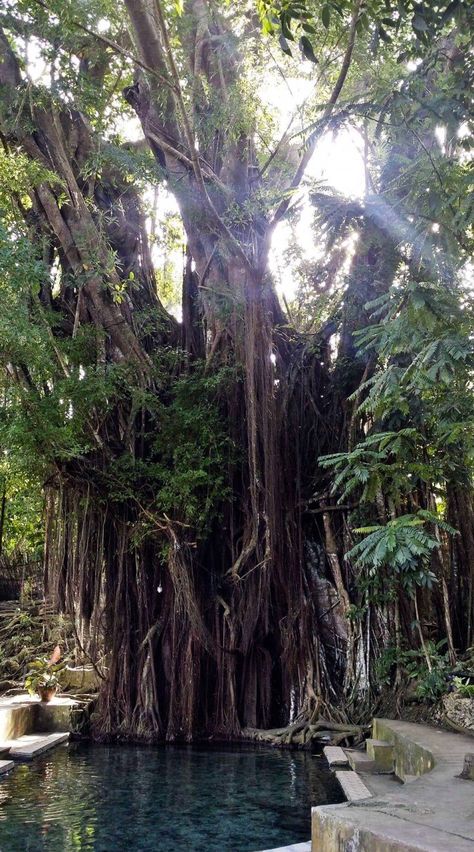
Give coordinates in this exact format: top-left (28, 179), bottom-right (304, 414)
top-left (0, 743), bottom-right (343, 851)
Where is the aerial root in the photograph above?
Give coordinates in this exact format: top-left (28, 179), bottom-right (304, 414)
top-left (242, 718), bottom-right (368, 749)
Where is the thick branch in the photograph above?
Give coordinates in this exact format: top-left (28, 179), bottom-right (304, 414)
top-left (0, 29), bottom-right (150, 370)
top-left (271, 0), bottom-right (362, 226)
top-left (31, 0), bottom-right (176, 94)
top-left (0, 28), bottom-right (21, 86)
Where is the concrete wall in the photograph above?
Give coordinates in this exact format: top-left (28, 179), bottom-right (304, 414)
top-left (0, 697), bottom-right (77, 740)
top-left (0, 703), bottom-right (35, 741)
top-left (372, 718), bottom-right (434, 781)
top-left (312, 806), bottom-right (424, 852)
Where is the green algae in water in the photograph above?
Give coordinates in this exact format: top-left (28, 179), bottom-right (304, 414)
top-left (0, 743), bottom-right (343, 851)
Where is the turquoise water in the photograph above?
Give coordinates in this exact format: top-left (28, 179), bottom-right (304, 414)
top-left (0, 743), bottom-right (342, 851)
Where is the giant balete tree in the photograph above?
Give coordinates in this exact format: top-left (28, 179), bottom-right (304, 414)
top-left (0, 0), bottom-right (472, 741)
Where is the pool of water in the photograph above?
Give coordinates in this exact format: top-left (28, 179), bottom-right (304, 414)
top-left (0, 742), bottom-right (343, 852)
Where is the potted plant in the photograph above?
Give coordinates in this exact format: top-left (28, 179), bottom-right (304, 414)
top-left (24, 646), bottom-right (64, 703)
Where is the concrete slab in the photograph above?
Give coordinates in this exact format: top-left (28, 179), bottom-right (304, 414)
top-left (313, 719), bottom-right (474, 851)
top-left (366, 738), bottom-right (395, 771)
top-left (0, 759), bottom-right (14, 775)
top-left (323, 746), bottom-right (349, 767)
top-left (335, 770), bottom-right (372, 802)
top-left (9, 731), bottom-right (69, 760)
top-left (346, 749), bottom-right (377, 773)
top-left (0, 694), bottom-right (77, 709)
top-left (373, 718), bottom-right (436, 781)
top-left (256, 843), bottom-right (310, 852)
top-left (313, 804), bottom-right (474, 851)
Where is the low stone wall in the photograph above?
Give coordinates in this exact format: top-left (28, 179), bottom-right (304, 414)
top-left (35, 698), bottom-right (78, 733)
top-left (312, 807), bottom-right (419, 852)
top-left (0, 695), bottom-right (77, 741)
top-left (372, 717), bottom-right (434, 781)
top-left (0, 701), bottom-right (35, 741)
top-left (61, 665), bottom-right (102, 693)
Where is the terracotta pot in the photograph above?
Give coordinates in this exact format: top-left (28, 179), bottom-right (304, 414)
top-left (38, 686), bottom-right (57, 703)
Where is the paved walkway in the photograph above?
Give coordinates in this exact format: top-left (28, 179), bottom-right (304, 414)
top-left (313, 718), bottom-right (474, 851)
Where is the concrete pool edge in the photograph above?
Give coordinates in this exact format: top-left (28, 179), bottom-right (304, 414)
top-left (0, 693), bottom-right (78, 743)
top-left (312, 718), bottom-right (474, 851)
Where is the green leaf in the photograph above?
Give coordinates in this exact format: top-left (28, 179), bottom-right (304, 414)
top-left (279, 35), bottom-right (293, 56)
top-left (378, 25), bottom-right (392, 43)
top-left (412, 14), bottom-right (428, 32)
top-left (280, 12), bottom-right (294, 40)
top-left (299, 36), bottom-right (318, 63)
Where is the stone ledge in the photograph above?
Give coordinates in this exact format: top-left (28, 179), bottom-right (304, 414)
top-left (334, 770), bottom-right (372, 801)
top-left (372, 718), bottom-right (434, 782)
top-left (9, 731), bottom-right (69, 760)
top-left (0, 700), bottom-right (34, 741)
top-left (323, 745), bottom-right (349, 767)
top-left (0, 694), bottom-right (77, 739)
top-left (312, 803), bottom-right (474, 852)
top-left (257, 843), bottom-right (310, 852)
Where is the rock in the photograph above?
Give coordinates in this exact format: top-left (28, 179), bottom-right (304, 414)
top-left (459, 753), bottom-right (474, 781)
top-left (405, 678), bottom-right (422, 703)
top-left (60, 666), bottom-right (102, 693)
top-left (443, 693), bottom-right (474, 733)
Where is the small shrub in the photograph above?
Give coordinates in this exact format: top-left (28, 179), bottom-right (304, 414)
top-left (452, 676), bottom-right (474, 698)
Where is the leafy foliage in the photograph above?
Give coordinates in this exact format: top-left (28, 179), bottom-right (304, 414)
top-left (258, 0), bottom-right (472, 61)
top-left (453, 676), bottom-right (474, 698)
top-left (376, 639), bottom-right (451, 701)
top-left (102, 365), bottom-right (237, 534)
top-left (348, 512), bottom-right (455, 591)
top-left (24, 647), bottom-right (65, 696)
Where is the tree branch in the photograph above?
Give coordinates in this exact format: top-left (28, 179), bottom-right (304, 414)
top-left (271, 0), bottom-right (362, 227)
top-left (29, 0), bottom-right (176, 93)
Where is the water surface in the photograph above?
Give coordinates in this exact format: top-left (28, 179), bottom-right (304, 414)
top-left (0, 742), bottom-right (343, 851)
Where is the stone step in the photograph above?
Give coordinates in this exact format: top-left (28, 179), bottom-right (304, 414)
top-left (0, 759), bottom-right (14, 775)
top-left (323, 746), bottom-right (349, 767)
top-left (345, 749), bottom-right (377, 773)
top-left (366, 737), bottom-right (394, 771)
top-left (335, 770), bottom-right (372, 802)
top-left (9, 732), bottom-right (69, 760)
